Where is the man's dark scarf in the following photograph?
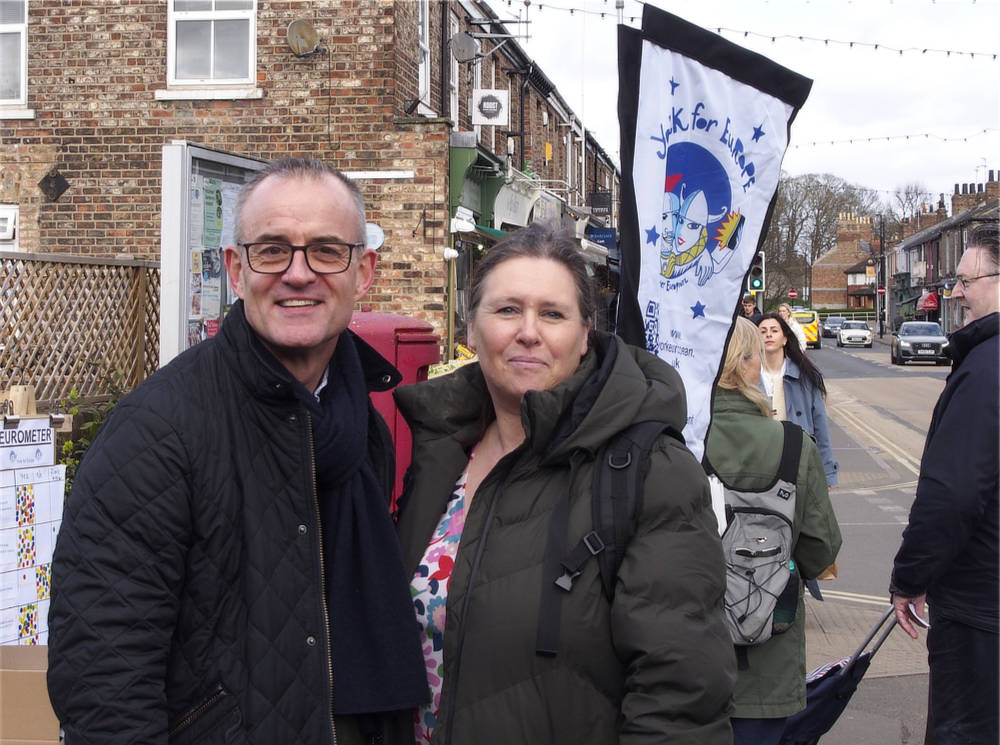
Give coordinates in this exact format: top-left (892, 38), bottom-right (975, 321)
top-left (259, 330), bottom-right (428, 715)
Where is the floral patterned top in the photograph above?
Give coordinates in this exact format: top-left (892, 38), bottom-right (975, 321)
top-left (410, 457), bottom-right (471, 745)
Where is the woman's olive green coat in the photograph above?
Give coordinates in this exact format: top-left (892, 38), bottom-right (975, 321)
top-left (706, 388), bottom-right (842, 719)
top-left (393, 332), bottom-right (736, 745)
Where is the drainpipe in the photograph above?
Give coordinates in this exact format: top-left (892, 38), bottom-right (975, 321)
top-left (519, 63), bottom-right (533, 171)
top-left (440, 0), bottom-right (449, 120)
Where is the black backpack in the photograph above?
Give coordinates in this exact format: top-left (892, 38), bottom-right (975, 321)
top-left (536, 420), bottom-right (681, 656)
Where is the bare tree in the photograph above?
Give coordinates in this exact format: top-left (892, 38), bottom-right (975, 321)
top-left (758, 173), bottom-right (889, 309)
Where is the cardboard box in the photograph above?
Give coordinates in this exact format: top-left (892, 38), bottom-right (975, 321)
top-left (0, 645), bottom-right (60, 745)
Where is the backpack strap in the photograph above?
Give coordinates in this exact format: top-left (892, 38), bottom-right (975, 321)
top-left (535, 421), bottom-right (680, 656)
top-left (591, 420), bottom-right (674, 599)
top-left (777, 420), bottom-right (803, 484)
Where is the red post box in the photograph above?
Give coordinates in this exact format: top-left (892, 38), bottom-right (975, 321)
top-left (350, 311), bottom-right (441, 507)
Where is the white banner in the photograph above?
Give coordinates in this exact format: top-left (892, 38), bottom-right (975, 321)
top-left (617, 6), bottom-right (811, 461)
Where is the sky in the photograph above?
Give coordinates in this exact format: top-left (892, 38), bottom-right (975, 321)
top-left (487, 0), bottom-right (1000, 213)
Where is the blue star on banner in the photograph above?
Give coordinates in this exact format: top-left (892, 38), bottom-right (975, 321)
top-left (690, 300), bottom-right (706, 318)
top-left (669, 78), bottom-right (680, 94)
top-left (645, 225), bottom-right (659, 246)
top-left (752, 123), bottom-right (766, 142)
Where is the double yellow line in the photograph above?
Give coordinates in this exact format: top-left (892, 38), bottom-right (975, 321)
top-left (830, 404), bottom-right (923, 476)
top-left (817, 589), bottom-right (893, 608)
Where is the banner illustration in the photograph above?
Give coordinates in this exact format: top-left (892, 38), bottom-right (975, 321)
top-left (617, 4), bottom-right (812, 460)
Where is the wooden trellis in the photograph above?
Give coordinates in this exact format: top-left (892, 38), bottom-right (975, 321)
top-left (0, 251), bottom-right (160, 409)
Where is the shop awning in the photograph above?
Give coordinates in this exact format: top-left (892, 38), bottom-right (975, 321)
top-left (475, 223), bottom-right (505, 239)
top-left (918, 290), bottom-right (939, 310)
top-left (579, 238), bottom-right (609, 264)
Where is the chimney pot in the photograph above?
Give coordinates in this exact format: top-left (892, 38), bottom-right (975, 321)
top-left (954, 183), bottom-right (960, 194)
top-left (990, 169), bottom-right (995, 182)
top-left (977, 183), bottom-right (984, 193)
top-left (962, 184), bottom-right (968, 194)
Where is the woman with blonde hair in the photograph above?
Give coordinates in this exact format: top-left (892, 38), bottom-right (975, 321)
top-left (707, 316), bottom-right (842, 745)
top-left (717, 316), bottom-right (771, 415)
top-left (778, 303), bottom-right (808, 351)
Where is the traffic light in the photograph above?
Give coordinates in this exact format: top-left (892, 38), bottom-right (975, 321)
top-left (747, 250), bottom-right (766, 292)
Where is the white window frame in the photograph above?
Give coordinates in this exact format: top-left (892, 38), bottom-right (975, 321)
top-left (0, 0), bottom-right (30, 115)
top-left (165, 1), bottom-right (257, 90)
top-left (417, 0), bottom-right (431, 109)
top-left (449, 12), bottom-right (459, 128)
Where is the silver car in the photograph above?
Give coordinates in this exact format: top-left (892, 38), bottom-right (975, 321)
top-left (837, 320), bottom-right (873, 348)
top-left (891, 321), bottom-right (950, 365)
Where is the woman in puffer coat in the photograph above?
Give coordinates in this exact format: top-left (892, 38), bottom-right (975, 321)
top-left (392, 222), bottom-right (735, 745)
top-left (706, 316), bottom-right (842, 745)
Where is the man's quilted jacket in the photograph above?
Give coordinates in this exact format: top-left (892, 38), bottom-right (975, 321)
top-left (47, 301), bottom-right (400, 745)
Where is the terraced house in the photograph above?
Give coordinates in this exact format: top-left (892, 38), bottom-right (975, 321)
top-left (1, 0), bottom-right (620, 402)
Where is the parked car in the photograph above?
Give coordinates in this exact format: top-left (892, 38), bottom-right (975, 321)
top-left (837, 320), bottom-right (873, 348)
top-left (793, 310), bottom-right (821, 349)
top-left (890, 321), bottom-right (951, 365)
top-left (821, 315), bottom-right (846, 338)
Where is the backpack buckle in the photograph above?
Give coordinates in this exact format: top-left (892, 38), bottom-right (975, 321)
top-left (607, 451), bottom-right (632, 469)
top-left (554, 570), bottom-right (578, 591)
top-left (582, 530), bottom-right (606, 555)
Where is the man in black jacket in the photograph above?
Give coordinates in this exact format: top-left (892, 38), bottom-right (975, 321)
top-left (48, 158), bottom-right (427, 744)
top-left (741, 294), bottom-right (762, 323)
top-left (890, 220), bottom-right (999, 745)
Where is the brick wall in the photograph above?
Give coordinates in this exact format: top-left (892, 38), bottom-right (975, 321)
top-left (1, 0), bottom-right (452, 337)
top-left (812, 213), bottom-right (874, 308)
top-left (950, 170), bottom-right (999, 215)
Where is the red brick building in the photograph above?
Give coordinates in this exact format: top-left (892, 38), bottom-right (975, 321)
top-left (810, 213), bottom-right (880, 309)
top-left (0, 0), bottom-right (619, 358)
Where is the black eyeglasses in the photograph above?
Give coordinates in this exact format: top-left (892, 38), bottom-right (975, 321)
top-left (946, 272), bottom-right (1000, 290)
top-left (240, 241), bottom-right (363, 275)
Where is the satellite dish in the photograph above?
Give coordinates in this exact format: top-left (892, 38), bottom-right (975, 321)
top-left (365, 222), bottom-right (385, 251)
top-left (450, 32), bottom-right (481, 63)
top-left (287, 19), bottom-right (320, 57)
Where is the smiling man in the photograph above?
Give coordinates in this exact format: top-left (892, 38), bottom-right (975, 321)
top-left (48, 158), bottom-right (428, 745)
top-left (890, 219), bottom-right (999, 745)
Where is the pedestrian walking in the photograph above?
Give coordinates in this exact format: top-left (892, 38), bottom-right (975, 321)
top-left (707, 316), bottom-right (842, 745)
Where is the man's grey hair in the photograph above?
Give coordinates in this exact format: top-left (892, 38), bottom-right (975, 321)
top-left (232, 157), bottom-right (366, 246)
top-left (968, 220), bottom-right (999, 269)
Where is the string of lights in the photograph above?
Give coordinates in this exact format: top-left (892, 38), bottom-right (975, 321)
top-left (790, 128), bottom-right (999, 148)
top-left (499, 0), bottom-right (1000, 60)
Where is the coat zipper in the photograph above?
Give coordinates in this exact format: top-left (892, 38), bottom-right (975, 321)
top-left (307, 413), bottom-right (338, 745)
top-left (168, 683), bottom-right (225, 737)
top-left (442, 475), bottom-right (508, 744)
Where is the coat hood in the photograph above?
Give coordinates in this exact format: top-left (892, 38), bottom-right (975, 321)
top-left (394, 331), bottom-right (687, 462)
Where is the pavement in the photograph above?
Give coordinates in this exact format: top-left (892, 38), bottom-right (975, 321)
top-left (802, 596), bottom-right (929, 744)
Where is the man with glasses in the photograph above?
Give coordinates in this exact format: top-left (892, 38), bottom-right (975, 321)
top-left (890, 220), bottom-right (999, 745)
top-left (48, 158), bottom-right (428, 744)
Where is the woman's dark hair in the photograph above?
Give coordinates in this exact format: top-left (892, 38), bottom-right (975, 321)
top-left (468, 221), bottom-right (595, 324)
top-left (757, 312), bottom-right (827, 397)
